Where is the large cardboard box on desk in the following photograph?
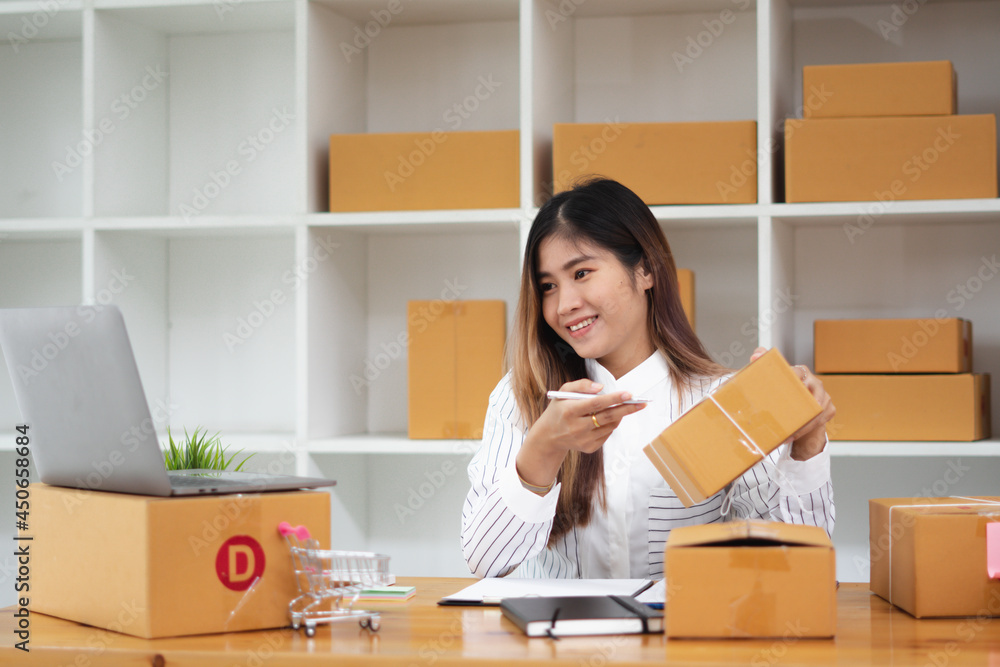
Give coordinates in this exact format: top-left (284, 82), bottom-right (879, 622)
top-left (643, 349), bottom-right (822, 507)
top-left (408, 300), bottom-right (506, 439)
top-left (552, 121), bottom-right (757, 204)
top-left (814, 318), bottom-right (972, 374)
top-left (665, 521), bottom-right (837, 638)
top-left (329, 130), bottom-right (519, 212)
top-left (803, 61), bottom-right (957, 118)
top-left (28, 483), bottom-right (330, 638)
top-left (785, 114), bottom-right (997, 203)
top-left (819, 373), bottom-right (990, 441)
top-left (870, 497), bottom-right (1000, 618)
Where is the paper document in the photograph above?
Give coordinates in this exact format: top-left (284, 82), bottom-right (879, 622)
top-left (439, 578), bottom-right (654, 606)
top-left (635, 579), bottom-right (666, 608)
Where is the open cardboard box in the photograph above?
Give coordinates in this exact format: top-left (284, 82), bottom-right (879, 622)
top-left (665, 521), bottom-right (837, 638)
top-left (27, 483), bottom-right (331, 638)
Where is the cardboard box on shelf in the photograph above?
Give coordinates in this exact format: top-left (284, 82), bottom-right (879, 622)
top-left (803, 61), bottom-right (957, 118)
top-left (819, 373), bottom-right (990, 441)
top-left (643, 349), bottom-right (822, 507)
top-left (785, 114), bottom-right (997, 203)
top-left (329, 130), bottom-right (519, 212)
top-left (408, 300), bottom-right (506, 439)
top-left (665, 521), bottom-right (837, 638)
top-left (814, 318), bottom-right (972, 374)
top-left (676, 268), bottom-right (695, 330)
top-left (27, 484), bottom-right (331, 639)
top-left (552, 121), bottom-right (757, 205)
top-left (869, 497), bottom-right (1000, 618)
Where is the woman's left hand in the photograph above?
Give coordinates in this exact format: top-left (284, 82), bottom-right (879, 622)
top-left (750, 347), bottom-right (836, 461)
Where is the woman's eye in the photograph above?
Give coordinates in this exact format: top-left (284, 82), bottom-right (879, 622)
top-left (540, 282), bottom-right (555, 293)
top-left (574, 269), bottom-right (590, 280)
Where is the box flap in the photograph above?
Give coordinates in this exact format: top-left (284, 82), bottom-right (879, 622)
top-left (666, 520), bottom-right (832, 548)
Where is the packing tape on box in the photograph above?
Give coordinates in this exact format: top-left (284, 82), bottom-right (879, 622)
top-left (221, 496), bottom-right (265, 632)
top-left (706, 396), bottom-right (806, 519)
top-left (729, 587), bottom-right (777, 638)
top-left (887, 497), bottom-right (1000, 603)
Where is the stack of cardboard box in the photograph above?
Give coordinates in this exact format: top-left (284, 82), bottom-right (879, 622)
top-left (815, 318), bottom-right (991, 441)
top-left (785, 61), bottom-right (997, 203)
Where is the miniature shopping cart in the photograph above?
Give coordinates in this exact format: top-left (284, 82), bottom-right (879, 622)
top-left (278, 521), bottom-right (392, 636)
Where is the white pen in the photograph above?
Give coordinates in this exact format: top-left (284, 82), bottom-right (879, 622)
top-left (546, 390), bottom-right (651, 405)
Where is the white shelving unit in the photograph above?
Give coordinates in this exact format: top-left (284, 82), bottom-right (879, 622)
top-left (1, 0), bottom-right (998, 587)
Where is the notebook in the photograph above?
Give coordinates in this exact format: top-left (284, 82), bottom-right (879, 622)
top-left (0, 305), bottom-right (336, 496)
top-left (501, 595), bottom-right (664, 637)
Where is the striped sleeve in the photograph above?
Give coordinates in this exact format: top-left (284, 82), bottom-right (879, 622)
top-left (725, 441), bottom-right (836, 537)
top-left (461, 374), bottom-right (559, 578)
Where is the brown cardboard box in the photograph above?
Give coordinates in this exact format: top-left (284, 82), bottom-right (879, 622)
top-left (643, 349), bottom-right (822, 507)
top-left (676, 268), bottom-right (695, 330)
top-left (819, 373), bottom-right (990, 441)
top-left (869, 497), bottom-right (1000, 618)
top-left (408, 300), bottom-right (505, 439)
top-left (803, 61), bottom-right (957, 118)
top-left (665, 521), bottom-right (836, 638)
top-left (785, 114), bottom-right (997, 203)
top-left (553, 121), bottom-right (757, 204)
top-left (329, 130), bottom-right (519, 212)
top-left (814, 318), bottom-right (972, 374)
top-left (27, 484), bottom-right (330, 638)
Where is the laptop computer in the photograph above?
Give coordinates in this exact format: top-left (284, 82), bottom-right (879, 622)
top-left (0, 305), bottom-right (335, 496)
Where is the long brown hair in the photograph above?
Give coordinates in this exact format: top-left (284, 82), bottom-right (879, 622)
top-left (508, 178), bottom-right (727, 543)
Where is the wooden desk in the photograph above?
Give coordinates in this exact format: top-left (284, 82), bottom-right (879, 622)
top-left (3, 579), bottom-right (999, 666)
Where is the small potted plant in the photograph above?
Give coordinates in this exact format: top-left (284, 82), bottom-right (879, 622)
top-left (162, 426), bottom-right (253, 472)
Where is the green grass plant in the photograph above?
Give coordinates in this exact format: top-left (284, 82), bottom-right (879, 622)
top-left (163, 426), bottom-right (253, 472)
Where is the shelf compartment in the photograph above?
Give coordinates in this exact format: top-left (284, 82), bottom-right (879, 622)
top-left (93, 229), bottom-right (298, 436)
top-left (304, 225), bottom-right (521, 440)
top-left (92, 1), bottom-right (297, 217)
top-left (788, 219), bottom-right (1000, 433)
top-left (0, 8), bottom-right (83, 218)
top-left (306, 0), bottom-right (520, 212)
top-left (528, 0), bottom-right (759, 208)
top-left (771, 0), bottom-right (1000, 205)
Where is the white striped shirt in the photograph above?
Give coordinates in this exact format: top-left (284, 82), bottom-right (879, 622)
top-left (461, 351), bottom-right (835, 579)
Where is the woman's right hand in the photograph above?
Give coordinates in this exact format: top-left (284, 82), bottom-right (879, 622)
top-left (514, 379), bottom-right (646, 489)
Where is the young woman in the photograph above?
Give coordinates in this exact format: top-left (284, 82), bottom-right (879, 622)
top-left (461, 178), bottom-right (835, 580)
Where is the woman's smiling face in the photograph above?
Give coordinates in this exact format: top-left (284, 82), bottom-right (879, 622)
top-left (537, 234), bottom-right (655, 379)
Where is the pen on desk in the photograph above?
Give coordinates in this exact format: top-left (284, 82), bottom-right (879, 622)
top-left (546, 390), bottom-right (651, 404)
